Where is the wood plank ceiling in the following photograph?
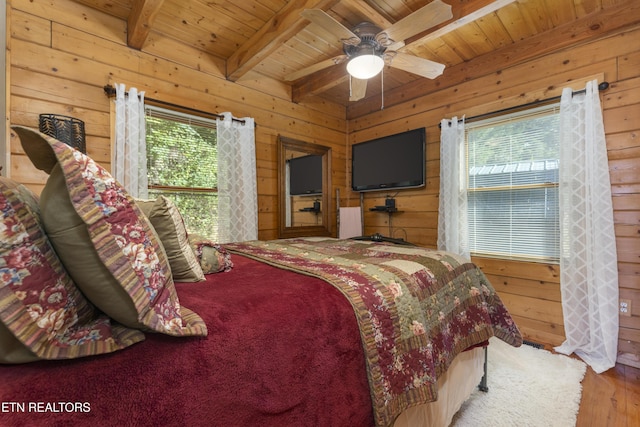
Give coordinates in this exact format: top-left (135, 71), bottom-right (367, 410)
top-left (73, 0), bottom-right (633, 111)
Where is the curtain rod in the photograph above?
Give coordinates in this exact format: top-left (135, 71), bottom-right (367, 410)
top-left (440, 81), bottom-right (610, 128)
top-left (103, 85), bottom-right (246, 125)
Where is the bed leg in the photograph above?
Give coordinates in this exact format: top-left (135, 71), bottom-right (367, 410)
top-left (478, 346), bottom-right (489, 392)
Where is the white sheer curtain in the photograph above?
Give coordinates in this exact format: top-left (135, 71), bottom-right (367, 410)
top-left (554, 80), bottom-right (619, 373)
top-left (438, 117), bottom-right (470, 259)
top-left (216, 113), bottom-right (258, 243)
top-left (113, 83), bottom-right (148, 198)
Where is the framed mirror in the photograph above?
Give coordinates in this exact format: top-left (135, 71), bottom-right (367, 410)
top-left (278, 136), bottom-right (332, 238)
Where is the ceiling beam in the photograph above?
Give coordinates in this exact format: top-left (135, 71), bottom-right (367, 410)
top-left (292, 0), bottom-right (513, 102)
top-left (292, 63), bottom-right (350, 103)
top-left (127, 0), bottom-right (165, 49)
top-left (340, 0), bottom-right (393, 30)
top-left (403, 0), bottom-right (516, 47)
top-left (226, 0), bottom-right (342, 82)
top-left (347, 0), bottom-right (640, 118)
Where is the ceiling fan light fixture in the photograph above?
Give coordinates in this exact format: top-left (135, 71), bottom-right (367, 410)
top-left (346, 54), bottom-right (384, 80)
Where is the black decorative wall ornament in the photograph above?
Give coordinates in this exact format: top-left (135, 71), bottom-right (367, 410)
top-left (38, 114), bottom-right (86, 153)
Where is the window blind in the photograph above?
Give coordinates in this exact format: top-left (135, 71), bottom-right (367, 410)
top-left (145, 105), bottom-right (218, 189)
top-left (144, 105), bottom-right (220, 239)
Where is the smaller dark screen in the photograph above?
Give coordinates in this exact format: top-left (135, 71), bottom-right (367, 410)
top-left (289, 154), bottom-right (323, 195)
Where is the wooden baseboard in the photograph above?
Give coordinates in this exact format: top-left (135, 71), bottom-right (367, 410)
top-left (617, 352), bottom-right (640, 369)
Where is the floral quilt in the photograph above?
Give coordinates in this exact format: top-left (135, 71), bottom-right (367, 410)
top-left (225, 238), bottom-right (522, 427)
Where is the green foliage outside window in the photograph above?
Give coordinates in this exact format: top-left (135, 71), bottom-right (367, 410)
top-left (146, 111), bottom-right (219, 240)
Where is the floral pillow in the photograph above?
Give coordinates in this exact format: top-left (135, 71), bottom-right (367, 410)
top-left (188, 234), bottom-right (233, 274)
top-left (12, 126), bottom-right (207, 337)
top-left (136, 196), bottom-right (205, 282)
top-left (0, 176), bottom-right (145, 364)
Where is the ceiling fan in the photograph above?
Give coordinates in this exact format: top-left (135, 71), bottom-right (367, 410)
top-left (285, 0), bottom-right (453, 101)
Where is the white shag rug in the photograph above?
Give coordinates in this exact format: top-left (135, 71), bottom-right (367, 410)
top-left (451, 337), bottom-right (587, 427)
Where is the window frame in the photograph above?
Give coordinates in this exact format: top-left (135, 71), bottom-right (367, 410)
top-left (144, 103), bottom-right (220, 239)
top-left (464, 102), bottom-right (561, 264)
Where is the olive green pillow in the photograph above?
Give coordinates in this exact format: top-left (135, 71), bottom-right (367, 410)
top-left (136, 196), bottom-right (205, 282)
top-left (188, 233), bottom-right (234, 274)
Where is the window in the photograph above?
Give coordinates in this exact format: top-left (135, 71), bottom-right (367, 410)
top-left (145, 105), bottom-right (219, 240)
top-left (466, 104), bottom-right (560, 262)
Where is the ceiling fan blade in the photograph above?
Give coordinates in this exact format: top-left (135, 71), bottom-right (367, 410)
top-left (387, 52), bottom-right (445, 79)
top-left (386, 40), bottom-right (405, 52)
top-left (379, 0), bottom-right (452, 44)
top-left (285, 55), bottom-right (346, 81)
top-left (349, 77), bottom-right (368, 102)
top-left (301, 9), bottom-right (360, 46)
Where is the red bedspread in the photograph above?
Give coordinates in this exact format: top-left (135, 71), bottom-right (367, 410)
top-left (226, 238), bottom-right (523, 426)
top-left (0, 255), bottom-right (375, 427)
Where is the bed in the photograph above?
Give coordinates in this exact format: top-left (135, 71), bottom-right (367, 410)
top-left (1, 127), bottom-right (522, 427)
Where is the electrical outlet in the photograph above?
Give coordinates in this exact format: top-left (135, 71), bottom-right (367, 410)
top-left (620, 299), bottom-right (632, 317)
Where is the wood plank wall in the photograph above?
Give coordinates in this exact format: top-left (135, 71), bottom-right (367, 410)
top-left (347, 22), bottom-right (640, 367)
top-left (6, 0), bottom-right (348, 241)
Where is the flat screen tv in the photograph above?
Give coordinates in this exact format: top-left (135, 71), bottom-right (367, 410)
top-left (288, 154), bottom-right (323, 196)
top-left (351, 128), bottom-right (426, 192)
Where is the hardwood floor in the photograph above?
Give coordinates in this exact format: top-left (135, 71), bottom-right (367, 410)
top-left (540, 343), bottom-right (639, 427)
top-left (575, 362), bottom-right (640, 427)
